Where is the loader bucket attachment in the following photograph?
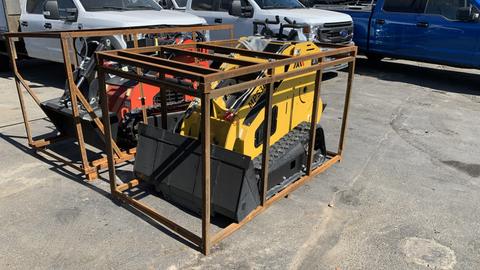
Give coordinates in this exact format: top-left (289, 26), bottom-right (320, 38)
top-left (40, 97), bottom-right (119, 150)
top-left (134, 124), bottom-right (261, 222)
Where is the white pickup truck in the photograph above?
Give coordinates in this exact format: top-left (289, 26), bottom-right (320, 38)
top-left (0, 0), bottom-right (206, 69)
top-left (184, 0), bottom-right (353, 42)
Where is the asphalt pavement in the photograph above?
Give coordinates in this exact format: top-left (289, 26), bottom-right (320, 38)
top-left (0, 57), bottom-right (479, 269)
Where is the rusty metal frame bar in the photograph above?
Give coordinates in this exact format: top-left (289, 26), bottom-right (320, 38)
top-left (4, 24), bottom-right (234, 39)
top-left (191, 43), bottom-right (292, 59)
top-left (100, 41), bottom-right (356, 94)
top-left (159, 47), bottom-right (258, 67)
top-left (4, 24), bottom-right (234, 180)
top-left (98, 39), bottom-right (357, 255)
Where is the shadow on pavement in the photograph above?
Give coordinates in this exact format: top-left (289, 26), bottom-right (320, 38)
top-left (0, 131), bottom-right (201, 252)
top-left (0, 59), bottom-right (66, 89)
top-left (355, 58), bottom-right (480, 96)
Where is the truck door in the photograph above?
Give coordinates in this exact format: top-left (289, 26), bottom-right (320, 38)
top-left (188, 0), bottom-right (252, 40)
top-left (416, 0), bottom-right (480, 68)
top-left (369, 0), bottom-right (427, 59)
top-left (21, 0), bottom-right (51, 60)
top-left (21, 0), bottom-right (79, 62)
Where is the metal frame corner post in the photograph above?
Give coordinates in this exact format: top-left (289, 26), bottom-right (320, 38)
top-left (338, 57), bottom-right (356, 156)
top-left (201, 88), bottom-right (212, 255)
top-left (96, 56), bottom-right (117, 194)
top-left (60, 36), bottom-right (91, 175)
top-left (260, 68), bottom-right (275, 205)
top-left (6, 37), bottom-right (34, 146)
top-left (307, 65), bottom-right (324, 175)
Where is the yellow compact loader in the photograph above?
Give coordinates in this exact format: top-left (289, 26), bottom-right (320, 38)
top-left (134, 37), bottom-right (329, 222)
top-left (180, 38), bottom-right (325, 158)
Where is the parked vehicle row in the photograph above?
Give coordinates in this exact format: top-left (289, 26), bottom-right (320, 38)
top-left (1, 0), bottom-right (354, 70)
top-left (5, 0), bottom-right (476, 70)
top-left (1, 0), bottom-right (206, 67)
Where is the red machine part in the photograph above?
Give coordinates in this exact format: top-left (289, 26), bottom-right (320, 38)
top-left (106, 62), bottom-right (209, 121)
top-left (107, 82), bottom-right (157, 121)
top-left (105, 37), bottom-right (210, 121)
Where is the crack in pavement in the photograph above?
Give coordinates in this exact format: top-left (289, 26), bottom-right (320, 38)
top-left (288, 93), bottom-right (419, 270)
top-left (390, 92), bottom-right (480, 184)
top-left (0, 117), bottom-right (47, 130)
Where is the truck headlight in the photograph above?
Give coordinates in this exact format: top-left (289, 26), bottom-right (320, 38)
top-left (204, 30), bottom-right (211, 41)
top-left (306, 25), bottom-right (320, 41)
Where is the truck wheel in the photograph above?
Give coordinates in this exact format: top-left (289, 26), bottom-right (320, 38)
top-left (0, 54), bottom-right (11, 72)
top-left (366, 53), bottom-right (383, 63)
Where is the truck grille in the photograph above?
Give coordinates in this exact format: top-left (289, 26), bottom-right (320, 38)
top-left (318, 21), bottom-right (353, 44)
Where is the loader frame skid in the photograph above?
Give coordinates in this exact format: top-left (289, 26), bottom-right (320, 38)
top-left (97, 40), bottom-right (357, 254)
top-left (5, 24), bottom-right (234, 180)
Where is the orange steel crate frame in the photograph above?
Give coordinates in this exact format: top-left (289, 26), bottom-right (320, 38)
top-left (4, 24), bottom-right (233, 180)
top-left (97, 39), bottom-right (357, 254)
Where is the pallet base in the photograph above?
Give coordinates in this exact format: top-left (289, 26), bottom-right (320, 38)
top-left (31, 134), bottom-right (135, 181)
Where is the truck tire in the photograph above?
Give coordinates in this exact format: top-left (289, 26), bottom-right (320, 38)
top-left (366, 53), bottom-right (383, 63)
top-left (0, 54), bottom-right (11, 72)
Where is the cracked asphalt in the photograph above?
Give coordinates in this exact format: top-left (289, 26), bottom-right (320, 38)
top-left (0, 57), bottom-right (479, 269)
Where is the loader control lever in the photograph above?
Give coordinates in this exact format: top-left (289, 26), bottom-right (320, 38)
top-left (253, 15), bottom-right (280, 37)
top-left (61, 40), bottom-right (107, 108)
top-left (253, 16), bottom-right (307, 41)
top-left (279, 17), bottom-right (308, 41)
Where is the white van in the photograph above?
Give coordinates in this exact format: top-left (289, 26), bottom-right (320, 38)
top-left (185, 0), bottom-right (353, 43)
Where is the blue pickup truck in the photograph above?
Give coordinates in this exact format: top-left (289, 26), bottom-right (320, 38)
top-left (310, 0), bottom-right (480, 69)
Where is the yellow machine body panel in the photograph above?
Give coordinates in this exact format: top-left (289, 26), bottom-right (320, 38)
top-left (180, 41), bottom-right (324, 159)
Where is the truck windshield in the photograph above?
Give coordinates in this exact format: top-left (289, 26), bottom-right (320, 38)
top-left (254, 0), bottom-right (304, 9)
top-left (80, 0), bottom-right (162, 11)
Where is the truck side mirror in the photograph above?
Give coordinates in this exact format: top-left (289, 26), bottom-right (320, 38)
top-left (43, 0), bottom-right (60, 20)
top-left (229, 0), bottom-right (253, 18)
top-left (62, 7), bottom-right (78, 22)
top-left (43, 0), bottom-right (78, 22)
top-left (229, 0), bottom-right (243, 16)
top-left (457, 6), bottom-right (475, 21)
top-left (243, 6), bottom-right (254, 18)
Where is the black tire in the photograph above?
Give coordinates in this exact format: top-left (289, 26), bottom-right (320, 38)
top-left (366, 53), bottom-right (383, 63)
top-left (0, 54), bottom-right (11, 72)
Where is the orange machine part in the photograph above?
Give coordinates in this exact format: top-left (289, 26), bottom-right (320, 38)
top-left (105, 38), bottom-right (210, 121)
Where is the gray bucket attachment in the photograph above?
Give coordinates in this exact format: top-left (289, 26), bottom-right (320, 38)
top-left (134, 124), bottom-right (261, 222)
top-left (40, 97), bottom-right (119, 150)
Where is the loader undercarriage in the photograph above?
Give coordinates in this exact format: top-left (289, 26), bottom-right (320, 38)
top-left (252, 122), bottom-right (327, 198)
